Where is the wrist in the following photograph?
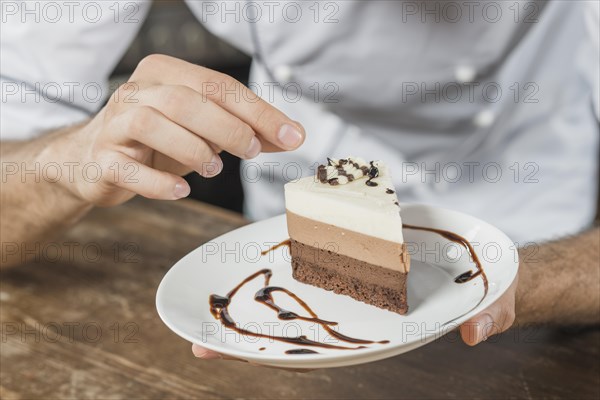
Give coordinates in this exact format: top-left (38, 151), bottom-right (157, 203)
top-left (36, 122), bottom-right (95, 211)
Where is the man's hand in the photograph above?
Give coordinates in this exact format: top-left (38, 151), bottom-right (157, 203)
top-left (46, 54), bottom-right (305, 207)
top-left (1, 53), bottom-right (305, 268)
top-left (460, 276), bottom-right (517, 345)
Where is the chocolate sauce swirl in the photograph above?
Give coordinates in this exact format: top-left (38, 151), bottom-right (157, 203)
top-left (209, 221), bottom-right (488, 354)
top-left (209, 258), bottom-right (388, 351)
top-left (402, 224), bottom-right (488, 297)
top-left (285, 349), bottom-right (319, 355)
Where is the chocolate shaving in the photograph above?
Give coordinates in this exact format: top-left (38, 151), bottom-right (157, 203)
top-left (317, 165), bottom-right (327, 183)
top-left (316, 157), bottom-right (380, 187)
top-left (368, 161), bottom-right (379, 179)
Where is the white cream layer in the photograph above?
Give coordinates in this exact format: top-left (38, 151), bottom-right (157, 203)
top-left (284, 162), bottom-right (404, 243)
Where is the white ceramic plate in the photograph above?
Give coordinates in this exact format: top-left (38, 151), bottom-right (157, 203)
top-left (156, 204), bottom-right (518, 369)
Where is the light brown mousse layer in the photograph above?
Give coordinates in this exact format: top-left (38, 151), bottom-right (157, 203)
top-left (286, 211), bottom-right (409, 273)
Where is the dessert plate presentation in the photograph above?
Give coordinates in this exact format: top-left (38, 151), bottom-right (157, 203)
top-left (157, 204), bottom-right (518, 369)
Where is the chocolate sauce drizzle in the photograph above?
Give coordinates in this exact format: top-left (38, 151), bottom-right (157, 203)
top-left (402, 224), bottom-right (488, 297)
top-left (209, 221), bottom-right (488, 353)
top-left (260, 239), bottom-right (290, 256)
top-left (209, 255), bottom-right (388, 351)
top-left (256, 224), bottom-right (488, 304)
top-left (285, 349), bottom-right (319, 355)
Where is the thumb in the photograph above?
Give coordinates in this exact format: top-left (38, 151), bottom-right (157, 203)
top-left (460, 297), bottom-right (516, 346)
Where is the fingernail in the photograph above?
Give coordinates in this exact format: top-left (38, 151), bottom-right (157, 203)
top-left (277, 124), bottom-right (304, 149)
top-left (195, 352), bottom-right (223, 360)
top-left (202, 155), bottom-right (223, 177)
top-left (174, 182), bottom-right (190, 199)
top-left (244, 137), bottom-right (261, 159)
top-left (478, 314), bottom-right (495, 343)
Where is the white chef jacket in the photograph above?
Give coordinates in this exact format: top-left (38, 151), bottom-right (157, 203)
top-left (2, 1), bottom-right (599, 243)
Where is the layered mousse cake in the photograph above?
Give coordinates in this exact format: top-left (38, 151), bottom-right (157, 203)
top-left (284, 157), bottom-right (410, 314)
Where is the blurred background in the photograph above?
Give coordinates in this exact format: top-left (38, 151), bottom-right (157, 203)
top-left (109, 0), bottom-right (250, 213)
top-left (109, 0), bottom-right (600, 220)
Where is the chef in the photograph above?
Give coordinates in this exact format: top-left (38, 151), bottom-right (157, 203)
top-left (2, 1), bottom-right (599, 359)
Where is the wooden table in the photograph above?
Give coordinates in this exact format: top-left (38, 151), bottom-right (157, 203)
top-left (1, 198), bottom-right (599, 399)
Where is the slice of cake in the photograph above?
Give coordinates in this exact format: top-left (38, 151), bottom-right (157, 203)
top-left (284, 157), bottom-right (410, 314)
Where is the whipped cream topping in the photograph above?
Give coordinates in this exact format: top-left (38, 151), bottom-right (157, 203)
top-left (285, 157), bottom-right (403, 243)
top-left (317, 157), bottom-right (381, 186)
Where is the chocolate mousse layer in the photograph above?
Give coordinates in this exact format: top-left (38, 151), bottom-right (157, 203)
top-left (286, 211), bottom-right (409, 273)
top-left (290, 239), bottom-right (409, 314)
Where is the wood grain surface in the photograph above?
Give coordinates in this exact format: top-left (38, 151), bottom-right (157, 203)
top-left (1, 197), bottom-right (598, 399)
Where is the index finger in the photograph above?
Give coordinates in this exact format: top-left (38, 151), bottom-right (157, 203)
top-left (131, 54), bottom-right (306, 152)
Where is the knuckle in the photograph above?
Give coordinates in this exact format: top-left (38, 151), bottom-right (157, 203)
top-left (107, 82), bottom-right (140, 111)
top-left (225, 122), bottom-right (253, 151)
top-left (184, 141), bottom-right (213, 166)
top-left (252, 103), bottom-right (270, 128)
top-left (136, 54), bottom-right (166, 72)
top-left (203, 71), bottom-right (238, 97)
top-left (126, 106), bottom-right (157, 137)
top-left (206, 70), bottom-right (232, 86)
top-left (147, 175), bottom-right (166, 199)
top-left (94, 151), bottom-right (120, 181)
top-left (158, 86), bottom-right (188, 117)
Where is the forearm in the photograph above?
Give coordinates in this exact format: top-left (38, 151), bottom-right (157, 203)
top-left (515, 226), bottom-right (600, 325)
top-left (0, 125), bottom-right (93, 269)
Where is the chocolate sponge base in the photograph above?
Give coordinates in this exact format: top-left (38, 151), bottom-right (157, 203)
top-left (290, 239), bottom-right (409, 314)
